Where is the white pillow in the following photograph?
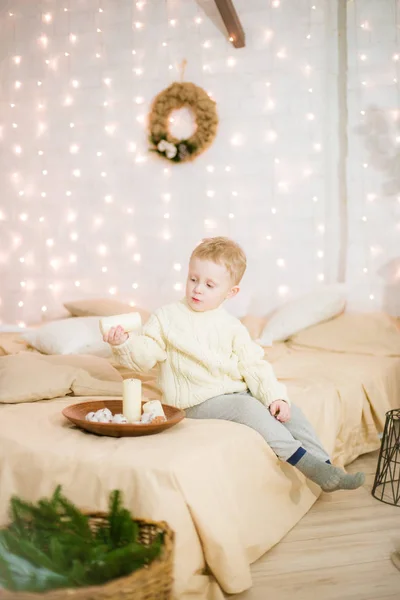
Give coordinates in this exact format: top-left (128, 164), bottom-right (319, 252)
top-left (258, 289), bottom-right (346, 343)
top-left (21, 317), bottom-right (111, 357)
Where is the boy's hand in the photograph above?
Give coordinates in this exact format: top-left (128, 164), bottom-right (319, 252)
top-left (269, 399), bottom-right (291, 423)
top-left (103, 325), bottom-right (129, 346)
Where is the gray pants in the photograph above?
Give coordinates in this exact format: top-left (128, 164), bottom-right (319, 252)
top-left (185, 391), bottom-right (330, 463)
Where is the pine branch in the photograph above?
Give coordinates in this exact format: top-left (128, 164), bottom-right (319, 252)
top-left (0, 487), bottom-right (164, 593)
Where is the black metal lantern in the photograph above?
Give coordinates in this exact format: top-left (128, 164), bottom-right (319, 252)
top-left (372, 409), bottom-right (400, 506)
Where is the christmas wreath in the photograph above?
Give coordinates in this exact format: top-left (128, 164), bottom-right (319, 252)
top-left (148, 81), bottom-right (218, 163)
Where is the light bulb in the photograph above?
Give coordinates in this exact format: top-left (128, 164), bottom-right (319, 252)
top-left (313, 196), bottom-right (318, 202)
top-left (228, 213), bottom-right (235, 219)
top-left (72, 169), bottom-right (80, 177)
top-left (132, 283), bottom-right (139, 289)
top-left (317, 250), bottom-right (324, 258)
top-left (41, 306), bottom-right (47, 312)
top-left (206, 165), bottom-right (215, 173)
top-left (14, 145), bottom-right (22, 155)
top-left (133, 253), bottom-right (141, 262)
top-left (19, 213), bottom-right (28, 221)
top-left (69, 254), bottom-right (77, 263)
top-left (134, 22), bottom-right (143, 29)
top-left (69, 34), bottom-right (77, 43)
top-left (109, 287), bottom-right (117, 295)
top-left (75, 281), bottom-right (80, 287)
top-left (230, 134), bottom-right (243, 146)
top-left (174, 263), bottom-right (182, 271)
top-left (18, 300), bottom-right (24, 306)
top-left (369, 294), bottom-right (374, 300)
top-left (306, 113), bottom-right (315, 121)
top-left (105, 195), bottom-right (113, 204)
top-left (70, 144), bottom-right (79, 154)
top-left (276, 258), bottom-right (285, 267)
top-left (164, 213), bottom-right (170, 219)
top-left (71, 79), bottom-right (79, 88)
top-left (13, 56), bottom-right (21, 64)
top-left (206, 190), bottom-right (215, 198)
top-left (103, 78), bottom-right (111, 86)
top-left (360, 54), bottom-right (367, 61)
top-left (227, 57), bottom-right (236, 67)
top-left (363, 267), bottom-right (368, 273)
top-left (43, 13), bottom-right (52, 23)
top-left (70, 232), bottom-right (78, 241)
top-left (174, 283), bottom-right (183, 291)
top-left (203, 40), bottom-right (211, 49)
top-left (169, 19), bottom-right (177, 26)
top-left (46, 239), bottom-right (54, 247)
top-left (102, 266), bottom-right (107, 273)
top-left (318, 274), bottom-right (325, 282)
top-left (15, 81), bottom-right (22, 89)
top-left (278, 285), bottom-right (289, 296)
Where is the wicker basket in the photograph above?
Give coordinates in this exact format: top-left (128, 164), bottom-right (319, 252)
top-left (0, 514), bottom-right (174, 600)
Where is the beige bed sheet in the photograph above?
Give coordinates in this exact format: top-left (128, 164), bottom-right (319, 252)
top-left (0, 315), bottom-right (399, 599)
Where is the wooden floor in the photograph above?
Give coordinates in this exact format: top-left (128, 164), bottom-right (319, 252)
top-left (231, 451), bottom-right (400, 600)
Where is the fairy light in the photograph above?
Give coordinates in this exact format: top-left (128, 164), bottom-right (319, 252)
top-left (3, 1), bottom-right (394, 325)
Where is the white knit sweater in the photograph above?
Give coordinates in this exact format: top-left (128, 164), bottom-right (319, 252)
top-left (112, 299), bottom-right (289, 410)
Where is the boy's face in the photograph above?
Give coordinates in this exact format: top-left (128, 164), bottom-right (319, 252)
top-left (186, 258), bottom-right (239, 312)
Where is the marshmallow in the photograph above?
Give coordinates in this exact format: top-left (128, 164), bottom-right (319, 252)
top-left (142, 400), bottom-right (166, 419)
top-left (99, 312), bottom-right (142, 336)
top-left (112, 413), bottom-right (128, 424)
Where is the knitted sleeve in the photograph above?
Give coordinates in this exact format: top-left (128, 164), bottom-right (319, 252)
top-left (111, 313), bottom-right (167, 373)
top-left (232, 323), bottom-right (290, 407)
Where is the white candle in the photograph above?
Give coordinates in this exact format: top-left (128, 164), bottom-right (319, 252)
top-left (123, 379), bottom-right (142, 423)
top-left (100, 312), bottom-right (142, 336)
top-left (142, 400), bottom-right (166, 419)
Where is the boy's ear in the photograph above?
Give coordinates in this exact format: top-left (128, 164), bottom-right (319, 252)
top-left (226, 286), bottom-right (240, 299)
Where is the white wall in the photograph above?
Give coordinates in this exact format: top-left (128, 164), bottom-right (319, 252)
top-left (0, 0), bottom-right (398, 326)
top-left (346, 0), bottom-right (400, 315)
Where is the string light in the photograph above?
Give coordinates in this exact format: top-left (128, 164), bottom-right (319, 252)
top-left (1, 1), bottom-right (396, 325)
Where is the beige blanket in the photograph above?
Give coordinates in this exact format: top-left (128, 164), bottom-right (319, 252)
top-left (0, 314), bottom-right (399, 599)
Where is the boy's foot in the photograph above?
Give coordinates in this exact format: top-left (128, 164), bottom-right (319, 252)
top-left (294, 451), bottom-right (365, 492)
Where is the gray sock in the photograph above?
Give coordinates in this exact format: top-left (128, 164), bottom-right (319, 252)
top-left (294, 452), bottom-right (365, 492)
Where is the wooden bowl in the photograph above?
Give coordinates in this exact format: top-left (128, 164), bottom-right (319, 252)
top-left (62, 399), bottom-right (185, 437)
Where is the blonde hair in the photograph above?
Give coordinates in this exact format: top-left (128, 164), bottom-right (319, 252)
top-left (190, 237), bottom-right (247, 285)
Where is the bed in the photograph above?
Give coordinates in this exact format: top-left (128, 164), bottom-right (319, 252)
top-left (0, 312), bottom-right (399, 600)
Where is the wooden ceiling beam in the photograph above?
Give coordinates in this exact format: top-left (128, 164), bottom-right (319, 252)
top-left (214, 0), bottom-right (245, 49)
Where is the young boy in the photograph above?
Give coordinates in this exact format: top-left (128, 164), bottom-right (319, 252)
top-left (104, 237), bottom-right (365, 492)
